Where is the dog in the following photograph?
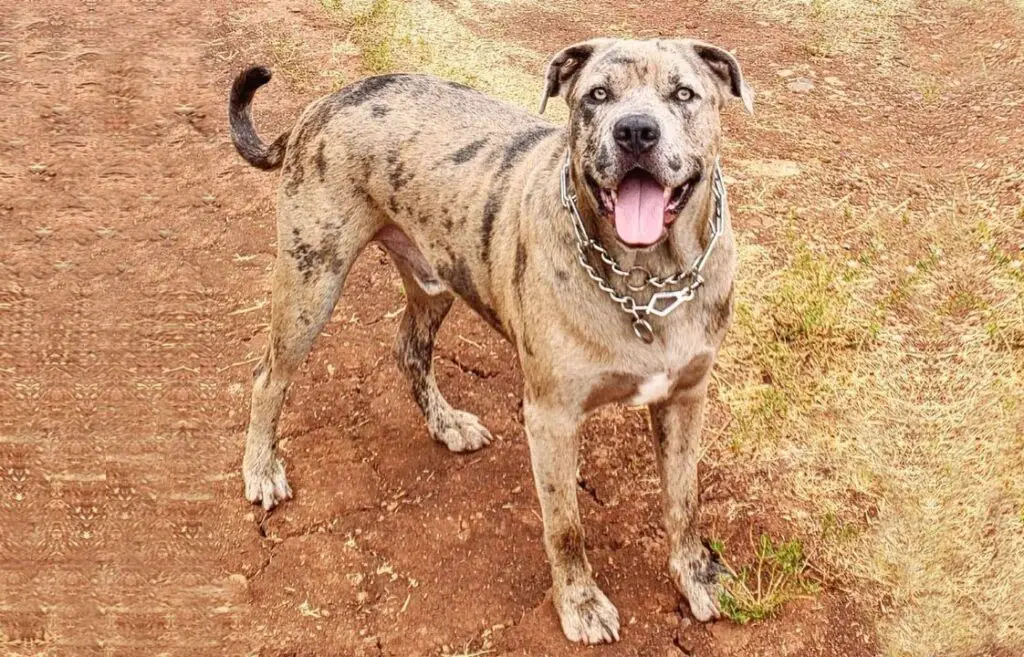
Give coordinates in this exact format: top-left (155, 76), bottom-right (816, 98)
top-left (229, 37), bottom-right (752, 644)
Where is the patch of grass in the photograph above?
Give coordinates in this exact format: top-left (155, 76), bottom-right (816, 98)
top-left (717, 534), bottom-right (820, 624)
top-left (767, 244), bottom-right (868, 345)
top-left (724, 0), bottom-right (915, 59)
top-left (342, 0), bottom-right (400, 73)
top-left (266, 32), bottom-right (317, 87)
top-left (325, 0), bottom-right (561, 116)
top-left (716, 237), bottom-right (881, 454)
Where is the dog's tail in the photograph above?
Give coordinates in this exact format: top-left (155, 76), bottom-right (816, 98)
top-left (229, 66), bottom-right (290, 170)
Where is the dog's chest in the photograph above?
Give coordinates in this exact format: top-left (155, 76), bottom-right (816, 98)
top-left (630, 371), bottom-right (676, 405)
top-left (584, 346), bottom-right (714, 411)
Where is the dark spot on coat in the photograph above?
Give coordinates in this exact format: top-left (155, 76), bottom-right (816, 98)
top-left (691, 548), bottom-right (723, 585)
top-left (500, 125), bottom-right (556, 174)
top-left (479, 189), bottom-right (503, 266)
top-left (285, 227), bottom-right (318, 283)
top-left (390, 159), bottom-right (412, 191)
top-left (555, 269), bottom-right (569, 282)
top-left (396, 294), bottom-right (453, 414)
top-left (595, 144), bottom-right (611, 172)
top-left (582, 372), bottom-right (642, 412)
top-left (513, 239), bottom-right (528, 303)
top-left (449, 137), bottom-right (489, 164)
top-left (651, 412), bottom-right (670, 454)
top-left (291, 101), bottom-right (333, 154)
top-left (313, 141), bottom-right (328, 181)
top-left (670, 353), bottom-right (715, 395)
top-left (335, 74), bottom-right (408, 108)
top-left (668, 156), bottom-right (682, 172)
top-left (479, 126), bottom-right (555, 266)
top-left (318, 223), bottom-right (344, 274)
top-left (371, 104), bottom-right (390, 118)
top-left (283, 157), bottom-right (305, 196)
top-left (554, 526), bottom-right (585, 561)
top-left (436, 256), bottom-right (506, 339)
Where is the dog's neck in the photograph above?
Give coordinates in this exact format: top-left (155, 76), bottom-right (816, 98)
top-left (568, 165), bottom-right (716, 286)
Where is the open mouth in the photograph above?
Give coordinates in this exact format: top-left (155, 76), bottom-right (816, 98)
top-left (588, 168), bottom-right (702, 247)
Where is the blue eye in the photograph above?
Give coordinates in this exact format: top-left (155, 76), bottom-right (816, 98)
top-left (674, 87), bottom-right (694, 102)
top-left (590, 87), bottom-right (608, 102)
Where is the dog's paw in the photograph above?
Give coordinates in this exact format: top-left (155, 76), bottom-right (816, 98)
top-left (554, 582), bottom-right (621, 644)
top-left (432, 409), bottom-right (492, 453)
top-left (243, 458), bottom-right (292, 510)
top-left (671, 548), bottom-right (723, 622)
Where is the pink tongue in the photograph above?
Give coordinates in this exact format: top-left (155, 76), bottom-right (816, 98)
top-left (614, 175), bottom-right (667, 246)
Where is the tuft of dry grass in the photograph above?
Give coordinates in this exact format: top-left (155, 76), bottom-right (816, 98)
top-left (714, 534), bottom-right (821, 624)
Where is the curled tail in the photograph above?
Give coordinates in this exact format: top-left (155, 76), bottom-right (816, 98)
top-left (228, 66), bottom-right (290, 170)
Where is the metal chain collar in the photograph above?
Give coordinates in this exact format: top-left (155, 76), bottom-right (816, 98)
top-left (559, 155), bottom-right (729, 343)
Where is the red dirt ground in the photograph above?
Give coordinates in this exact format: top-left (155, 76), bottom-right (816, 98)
top-left (1, 1), bottom-right (1020, 656)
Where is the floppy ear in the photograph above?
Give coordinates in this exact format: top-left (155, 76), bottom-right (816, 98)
top-left (538, 38), bottom-right (615, 114)
top-left (686, 40), bottom-right (754, 114)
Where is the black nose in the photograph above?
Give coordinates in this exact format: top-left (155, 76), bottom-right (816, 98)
top-left (613, 114), bottom-right (661, 154)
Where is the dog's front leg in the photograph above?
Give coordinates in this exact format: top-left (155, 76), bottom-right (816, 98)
top-left (650, 389), bottom-right (722, 621)
top-left (524, 398), bottom-right (620, 644)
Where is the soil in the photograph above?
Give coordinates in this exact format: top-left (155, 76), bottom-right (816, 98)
top-left (1, 1), bottom-right (1019, 656)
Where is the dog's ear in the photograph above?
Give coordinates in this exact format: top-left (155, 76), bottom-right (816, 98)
top-left (538, 39), bottom-right (615, 114)
top-left (683, 40), bottom-right (754, 114)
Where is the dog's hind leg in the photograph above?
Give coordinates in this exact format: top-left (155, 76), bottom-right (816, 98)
top-left (243, 200), bottom-right (372, 510)
top-left (391, 257), bottom-right (492, 453)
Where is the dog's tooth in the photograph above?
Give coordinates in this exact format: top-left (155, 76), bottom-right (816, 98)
top-left (663, 186), bottom-right (672, 202)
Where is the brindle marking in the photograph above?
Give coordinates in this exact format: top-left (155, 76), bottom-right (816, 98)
top-left (450, 137), bottom-right (489, 164)
top-left (313, 141), bottom-right (327, 181)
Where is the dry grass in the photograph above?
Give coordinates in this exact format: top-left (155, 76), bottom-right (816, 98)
top-left (720, 0), bottom-right (915, 58)
top-left (323, 0), bottom-right (564, 119)
top-left (711, 179), bottom-right (1024, 655)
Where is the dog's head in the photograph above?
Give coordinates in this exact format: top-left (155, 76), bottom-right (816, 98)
top-left (540, 38), bottom-right (753, 248)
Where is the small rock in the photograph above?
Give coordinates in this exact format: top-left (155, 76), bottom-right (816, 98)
top-left (775, 68), bottom-right (794, 78)
top-left (824, 76), bottom-right (844, 86)
top-left (787, 77), bottom-right (815, 93)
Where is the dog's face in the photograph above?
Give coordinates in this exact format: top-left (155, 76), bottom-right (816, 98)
top-left (540, 39), bottom-right (753, 248)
